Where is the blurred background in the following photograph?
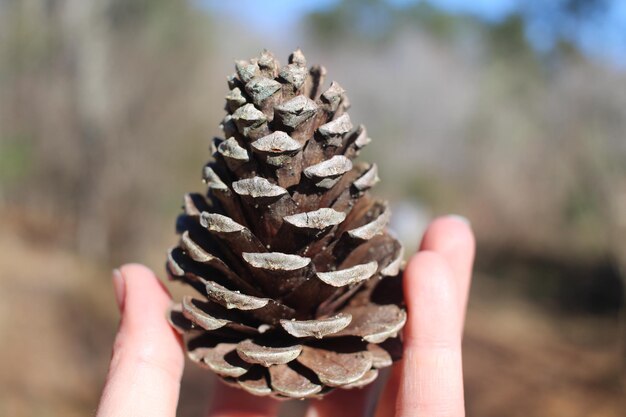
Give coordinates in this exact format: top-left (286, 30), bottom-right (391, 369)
top-left (1, 0), bottom-right (625, 416)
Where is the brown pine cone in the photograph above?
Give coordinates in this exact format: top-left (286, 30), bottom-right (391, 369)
top-left (166, 49), bottom-right (406, 399)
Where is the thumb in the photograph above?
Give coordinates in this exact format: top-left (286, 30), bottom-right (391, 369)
top-left (97, 264), bottom-right (185, 417)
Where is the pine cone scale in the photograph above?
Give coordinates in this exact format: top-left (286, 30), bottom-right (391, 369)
top-left (269, 363), bottom-right (323, 398)
top-left (297, 346), bottom-right (373, 387)
top-left (236, 339), bottom-right (303, 367)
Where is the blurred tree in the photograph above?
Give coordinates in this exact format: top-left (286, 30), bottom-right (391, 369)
top-left (63, 0), bottom-right (114, 258)
top-left (306, 0), bottom-right (477, 45)
top-left (306, 0), bottom-right (617, 60)
top-left (485, 15), bottom-right (534, 61)
top-left (0, 0), bottom-right (210, 261)
top-left (306, 0), bottom-right (395, 44)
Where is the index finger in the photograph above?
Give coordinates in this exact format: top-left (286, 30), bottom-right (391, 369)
top-left (395, 251), bottom-right (465, 417)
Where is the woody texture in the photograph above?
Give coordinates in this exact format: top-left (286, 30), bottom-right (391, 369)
top-left (167, 49), bottom-right (406, 399)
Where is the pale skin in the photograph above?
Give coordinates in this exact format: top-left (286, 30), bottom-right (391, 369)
top-left (97, 215), bottom-right (475, 417)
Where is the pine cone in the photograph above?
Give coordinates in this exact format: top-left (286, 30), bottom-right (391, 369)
top-left (166, 49), bottom-right (406, 399)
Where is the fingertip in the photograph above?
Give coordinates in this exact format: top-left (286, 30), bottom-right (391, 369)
top-left (420, 215), bottom-right (475, 254)
top-left (118, 263), bottom-right (171, 308)
top-left (119, 262), bottom-right (154, 277)
top-left (446, 214), bottom-right (471, 226)
top-left (115, 264), bottom-right (179, 344)
top-left (404, 251), bottom-right (456, 307)
top-left (119, 263), bottom-right (165, 290)
top-left (113, 263), bottom-right (183, 359)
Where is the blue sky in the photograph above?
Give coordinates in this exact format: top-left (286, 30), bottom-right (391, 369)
top-left (198, 0), bottom-right (626, 66)
top-left (199, 0), bottom-right (517, 26)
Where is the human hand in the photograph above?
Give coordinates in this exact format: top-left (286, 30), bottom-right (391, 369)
top-left (96, 215), bottom-right (474, 417)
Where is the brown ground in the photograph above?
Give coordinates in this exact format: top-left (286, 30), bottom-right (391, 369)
top-left (0, 215), bottom-right (623, 417)
top-left (464, 276), bottom-right (624, 417)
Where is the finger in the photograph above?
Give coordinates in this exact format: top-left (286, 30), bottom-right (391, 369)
top-left (419, 215), bottom-right (475, 320)
top-left (395, 252), bottom-right (465, 417)
top-left (97, 264), bottom-right (185, 417)
top-left (304, 379), bottom-right (383, 417)
top-left (207, 381), bottom-right (280, 417)
top-left (377, 216), bottom-right (474, 416)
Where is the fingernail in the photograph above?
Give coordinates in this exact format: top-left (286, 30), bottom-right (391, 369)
top-left (112, 268), bottom-right (126, 312)
top-left (447, 214), bottom-right (471, 226)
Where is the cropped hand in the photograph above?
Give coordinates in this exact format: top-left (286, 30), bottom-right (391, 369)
top-left (96, 215), bottom-right (474, 417)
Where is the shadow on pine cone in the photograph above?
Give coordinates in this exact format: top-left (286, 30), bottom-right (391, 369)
top-left (167, 49), bottom-right (406, 399)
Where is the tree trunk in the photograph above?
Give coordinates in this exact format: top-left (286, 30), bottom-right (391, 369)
top-left (62, 0), bottom-right (113, 260)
